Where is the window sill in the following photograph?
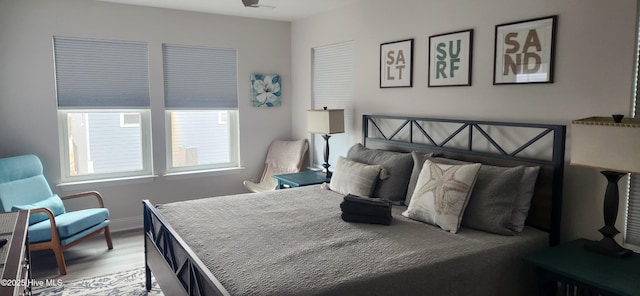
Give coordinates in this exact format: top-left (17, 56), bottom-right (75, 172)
top-left (163, 167), bottom-right (244, 181)
top-left (56, 167), bottom-right (245, 191)
top-left (57, 175), bottom-right (157, 192)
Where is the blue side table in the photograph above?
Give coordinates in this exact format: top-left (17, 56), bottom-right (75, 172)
top-left (272, 170), bottom-right (331, 189)
top-left (524, 239), bottom-right (640, 296)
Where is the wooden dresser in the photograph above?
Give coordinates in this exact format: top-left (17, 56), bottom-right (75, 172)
top-left (0, 211), bottom-right (31, 296)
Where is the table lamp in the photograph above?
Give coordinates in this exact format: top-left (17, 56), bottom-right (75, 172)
top-left (570, 115), bottom-right (640, 257)
top-left (307, 107), bottom-right (345, 178)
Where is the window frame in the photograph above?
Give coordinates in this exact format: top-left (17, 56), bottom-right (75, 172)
top-left (164, 109), bottom-right (240, 174)
top-left (58, 109), bottom-right (153, 183)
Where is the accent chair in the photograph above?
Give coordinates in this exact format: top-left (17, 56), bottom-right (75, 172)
top-left (0, 154), bottom-right (113, 275)
top-left (243, 139), bottom-right (309, 192)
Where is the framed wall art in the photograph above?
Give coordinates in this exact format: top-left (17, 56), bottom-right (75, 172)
top-left (251, 73), bottom-right (281, 107)
top-left (428, 29), bottom-right (473, 87)
top-left (380, 39), bottom-right (413, 88)
top-left (493, 15), bottom-right (557, 85)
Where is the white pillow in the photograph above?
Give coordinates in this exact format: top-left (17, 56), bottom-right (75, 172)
top-left (402, 160), bottom-right (481, 233)
top-left (330, 156), bottom-right (382, 197)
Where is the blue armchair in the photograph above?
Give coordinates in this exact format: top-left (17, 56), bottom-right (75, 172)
top-left (0, 154), bottom-right (113, 275)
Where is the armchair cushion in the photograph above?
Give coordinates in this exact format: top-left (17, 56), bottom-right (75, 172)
top-left (0, 175), bottom-right (54, 212)
top-left (12, 194), bottom-right (65, 225)
top-left (28, 208), bottom-right (110, 244)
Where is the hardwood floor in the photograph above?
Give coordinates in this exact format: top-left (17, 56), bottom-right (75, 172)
top-left (30, 229), bottom-right (144, 282)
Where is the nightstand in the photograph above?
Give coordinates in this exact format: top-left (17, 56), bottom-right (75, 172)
top-left (524, 239), bottom-right (640, 296)
top-left (272, 170), bottom-right (330, 189)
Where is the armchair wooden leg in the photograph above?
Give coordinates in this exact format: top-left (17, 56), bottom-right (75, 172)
top-left (52, 246), bottom-right (67, 276)
top-left (104, 226), bottom-right (114, 250)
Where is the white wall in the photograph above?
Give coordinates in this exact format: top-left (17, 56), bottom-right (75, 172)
top-left (291, 0), bottom-right (638, 242)
top-left (0, 0), bottom-right (292, 230)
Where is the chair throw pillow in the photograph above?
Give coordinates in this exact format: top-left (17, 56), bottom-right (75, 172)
top-left (330, 157), bottom-right (383, 197)
top-left (402, 160), bottom-right (481, 233)
top-left (13, 194), bottom-right (66, 225)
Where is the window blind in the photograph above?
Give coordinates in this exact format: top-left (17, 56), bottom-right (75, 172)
top-left (625, 13), bottom-right (640, 247)
top-left (163, 44), bottom-right (238, 109)
top-left (311, 41), bottom-right (354, 168)
top-left (628, 175), bottom-right (640, 245)
top-left (53, 36), bottom-right (150, 108)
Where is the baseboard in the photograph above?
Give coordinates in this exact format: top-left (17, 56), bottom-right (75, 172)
top-left (110, 216), bottom-right (143, 232)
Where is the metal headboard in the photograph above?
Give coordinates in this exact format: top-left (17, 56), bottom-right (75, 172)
top-left (362, 114), bottom-right (566, 245)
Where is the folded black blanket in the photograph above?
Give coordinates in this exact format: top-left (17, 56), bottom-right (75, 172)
top-left (343, 194), bottom-right (391, 207)
top-left (340, 194), bottom-right (392, 218)
top-left (341, 212), bottom-right (392, 225)
top-left (340, 202), bottom-right (391, 217)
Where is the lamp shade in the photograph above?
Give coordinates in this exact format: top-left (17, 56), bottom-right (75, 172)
top-left (307, 109), bottom-right (345, 134)
top-left (570, 116), bottom-right (640, 173)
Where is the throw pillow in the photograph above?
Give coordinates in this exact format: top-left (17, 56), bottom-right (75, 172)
top-left (508, 166), bottom-right (540, 232)
top-left (402, 160), bottom-right (481, 233)
top-left (347, 144), bottom-right (413, 202)
top-left (13, 194), bottom-right (66, 225)
top-left (405, 151), bottom-right (435, 206)
top-left (433, 157), bottom-right (539, 235)
top-left (330, 156), bottom-right (382, 197)
top-left (461, 165), bottom-right (525, 235)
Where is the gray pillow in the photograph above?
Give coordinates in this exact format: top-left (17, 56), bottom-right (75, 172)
top-left (405, 151), bottom-right (435, 206)
top-left (329, 156), bottom-right (382, 197)
top-left (432, 157), bottom-right (526, 235)
top-left (508, 166), bottom-right (540, 232)
top-left (347, 144), bottom-right (413, 202)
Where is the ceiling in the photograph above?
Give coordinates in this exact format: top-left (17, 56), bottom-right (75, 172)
top-left (96, 0), bottom-right (356, 21)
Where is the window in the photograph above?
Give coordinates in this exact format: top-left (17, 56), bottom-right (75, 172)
top-left (54, 36), bottom-right (152, 182)
top-left (625, 15), bottom-right (640, 250)
top-left (311, 41), bottom-right (355, 169)
top-left (60, 110), bottom-right (151, 178)
top-left (163, 44), bottom-right (239, 173)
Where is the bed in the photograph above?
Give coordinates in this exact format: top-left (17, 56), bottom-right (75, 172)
top-left (143, 114), bottom-right (566, 296)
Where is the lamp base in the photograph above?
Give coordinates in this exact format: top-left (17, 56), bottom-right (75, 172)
top-left (322, 134), bottom-right (332, 179)
top-left (584, 170), bottom-right (633, 258)
top-left (322, 161), bottom-right (332, 178)
top-left (585, 237), bottom-right (633, 257)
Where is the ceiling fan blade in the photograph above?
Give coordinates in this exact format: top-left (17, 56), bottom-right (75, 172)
top-left (241, 0), bottom-right (274, 9)
top-left (241, 0), bottom-right (259, 7)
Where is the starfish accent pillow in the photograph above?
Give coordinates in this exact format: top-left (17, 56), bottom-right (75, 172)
top-left (402, 160), bottom-right (481, 233)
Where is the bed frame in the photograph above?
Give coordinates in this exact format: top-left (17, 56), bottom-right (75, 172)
top-left (143, 114), bottom-right (566, 296)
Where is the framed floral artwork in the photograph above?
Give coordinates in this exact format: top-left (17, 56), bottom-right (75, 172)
top-left (251, 74), bottom-right (281, 107)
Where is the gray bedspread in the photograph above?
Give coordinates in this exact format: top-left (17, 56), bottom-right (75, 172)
top-left (156, 185), bottom-right (547, 296)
